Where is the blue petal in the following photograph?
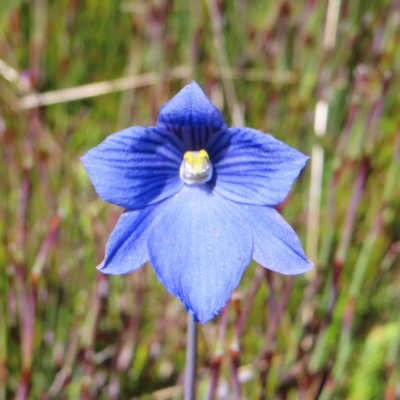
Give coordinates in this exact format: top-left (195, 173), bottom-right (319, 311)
top-left (81, 126), bottom-right (185, 209)
top-left (206, 128), bottom-right (309, 206)
top-left (240, 205), bottom-right (313, 274)
top-left (157, 81), bottom-right (227, 150)
top-left (99, 204), bottom-right (162, 274)
top-left (147, 186), bottom-right (252, 324)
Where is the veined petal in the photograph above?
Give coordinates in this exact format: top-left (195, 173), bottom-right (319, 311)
top-left (81, 126), bottom-right (185, 209)
top-left (99, 204), bottom-right (162, 274)
top-left (157, 81), bottom-right (227, 150)
top-left (206, 128), bottom-right (309, 206)
top-left (240, 205), bottom-right (313, 275)
top-left (147, 186), bottom-right (252, 324)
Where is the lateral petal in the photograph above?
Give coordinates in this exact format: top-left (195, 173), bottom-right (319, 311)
top-left (99, 204), bottom-right (162, 275)
top-left (240, 205), bottom-right (313, 275)
top-left (81, 127), bottom-right (185, 209)
top-left (206, 128), bottom-right (309, 206)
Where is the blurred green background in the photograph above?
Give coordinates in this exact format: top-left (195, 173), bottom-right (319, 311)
top-left (1, 0), bottom-right (400, 399)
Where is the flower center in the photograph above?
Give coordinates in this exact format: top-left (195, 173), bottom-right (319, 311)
top-left (179, 149), bottom-right (213, 184)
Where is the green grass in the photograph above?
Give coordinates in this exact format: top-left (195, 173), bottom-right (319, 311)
top-left (1, 0), bottom-right (400, 399)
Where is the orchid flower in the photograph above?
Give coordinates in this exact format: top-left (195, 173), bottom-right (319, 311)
top-left (81, 81), bottom-right (313, 323)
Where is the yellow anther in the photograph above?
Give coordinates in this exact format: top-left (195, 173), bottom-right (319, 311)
top-left (184, 152), bottom-right (194, 164)
top-left (183, 150), bottom-right (210, 174)
top-left (180, 149), bottom-right (213, 184)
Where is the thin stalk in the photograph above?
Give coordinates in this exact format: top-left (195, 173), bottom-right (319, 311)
top-left (230, 292), bottom-right (242, 400)
top-left (184, 315), bottom-right (197, 400)
top-left (238, 266), bottom-right (263, 337)
top-left (206, 302), bottom-right (230, 400)
top-left (259, 276), bottom-right (293, 399)
top-left (0, 293), bottom-right (6, 400)
top-left (205, 0), bottom-right (243, 126)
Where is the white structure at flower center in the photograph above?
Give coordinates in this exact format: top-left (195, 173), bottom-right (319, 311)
top-left (180, 150), bottom-right (213, 184)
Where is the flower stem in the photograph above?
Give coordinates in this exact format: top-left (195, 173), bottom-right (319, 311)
top-left (184, 315), bottom-right (197, 400)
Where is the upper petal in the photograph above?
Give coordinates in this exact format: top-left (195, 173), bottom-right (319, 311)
top-left (99, 204), bottom-right (162, 275)
top-left (147, 186), bottom-right (252, 324)
top-left (157, 81), bottom-right (227, 150)
top-left (81, 126), bottom-right (185, 209)
top-left (206, 128), bottom-right (309, 206)
top-left (240, 204), bottom-right (313, 275)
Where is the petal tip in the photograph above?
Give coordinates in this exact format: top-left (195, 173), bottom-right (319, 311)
top-left (294, 259), bottom-right (314, 275)
top-left (302, 153), bottom-right (311, 165)
top-left (258, 259), bottom-right (314, 276)
top-left (96, 260), bottom-right (105, 270)
top-left (188, 304), bottom-right (222, 324)
top-left (79, 152), bottom-right (89, 166)
top-left (156, 82), bottom-right (227, 131)
top-left (97, 260), bottom-right (137, 276)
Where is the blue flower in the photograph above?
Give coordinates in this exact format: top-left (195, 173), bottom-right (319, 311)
top-left (81, 81), bottom-right (313, 324)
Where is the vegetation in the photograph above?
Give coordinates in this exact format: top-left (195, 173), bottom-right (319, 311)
top-left (0, 0), bottom-right (399, 399)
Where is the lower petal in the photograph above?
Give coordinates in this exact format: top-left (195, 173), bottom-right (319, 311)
top-left (147, 187), bottom-right (252, 323)
top-left (239, 205), bottom-right (313, 275)
top-left (99, 204), bottom-right (162, 275)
